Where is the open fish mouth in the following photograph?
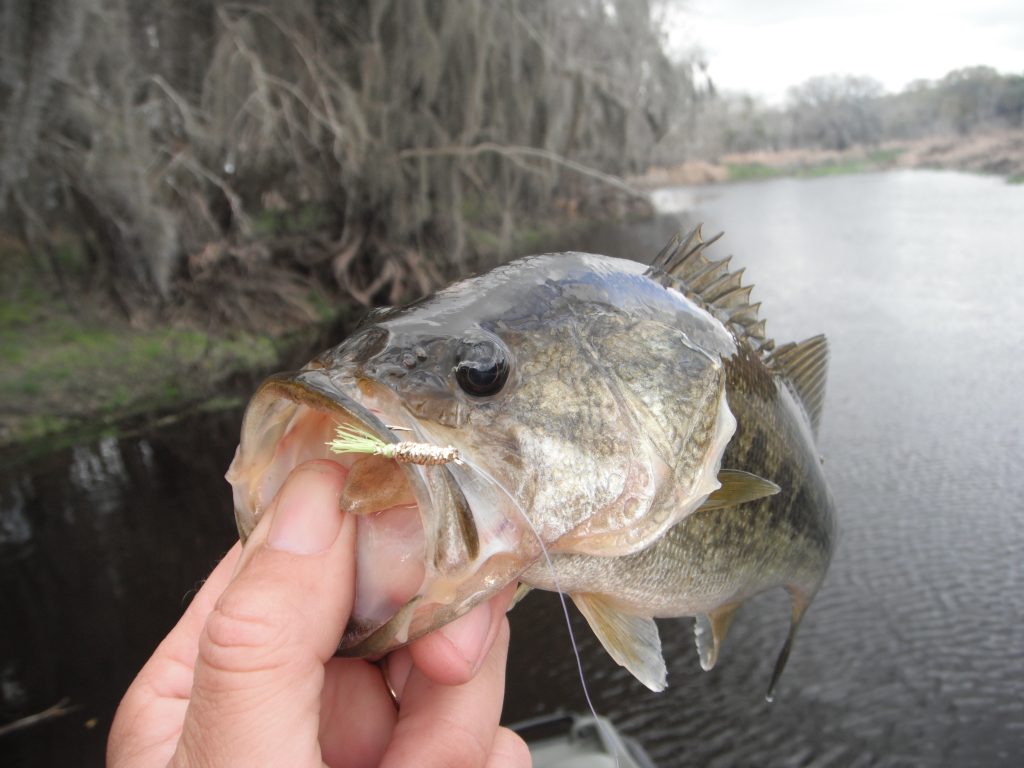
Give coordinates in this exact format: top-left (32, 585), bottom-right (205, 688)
top-left (226, 367), bottom-right (442, 653)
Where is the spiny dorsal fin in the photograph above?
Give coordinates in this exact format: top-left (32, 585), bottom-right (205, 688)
top-left (699, 469), bottom-right (780, 512)
top-left (572, 593), bottom-right (667, 692)
top-left (769, 334), bottom-right (830, 436)
top-left (650, 226), bottom-right (725, 275)
top-left (646, 226), bottom-right (772, 351)
top-left (694, 603), bottom-right (740, 671)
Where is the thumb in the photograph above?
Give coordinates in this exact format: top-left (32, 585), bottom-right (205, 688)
top-left (173, 460), bottom-right (355, 767)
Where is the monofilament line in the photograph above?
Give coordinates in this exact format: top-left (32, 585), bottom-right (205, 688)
top-left (456, 455), bottom-right (623, 768)
top-left (327, 423), bottom-right (462, 465)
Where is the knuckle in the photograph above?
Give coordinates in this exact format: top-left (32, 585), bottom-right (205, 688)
top-left (198, 597), bottom-right (298, 676)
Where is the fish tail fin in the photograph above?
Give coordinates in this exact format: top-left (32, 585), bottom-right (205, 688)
top-left (766, 587), bottom-right (813, 703)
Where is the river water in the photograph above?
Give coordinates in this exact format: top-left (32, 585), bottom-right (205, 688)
top-left (2, 170), bottom-right (1022, 766)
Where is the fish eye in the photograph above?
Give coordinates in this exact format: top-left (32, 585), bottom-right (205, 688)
top-left (454, 339), bottom-right (510, 398)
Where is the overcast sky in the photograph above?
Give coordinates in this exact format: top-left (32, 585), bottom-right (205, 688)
top-left (667, 0), bottom-right (1024, 104)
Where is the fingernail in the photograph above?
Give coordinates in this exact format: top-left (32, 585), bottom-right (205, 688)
top-left (439, 599), bottom-right (492, 672)
top-left (268, 464), bottom-right (344, 555)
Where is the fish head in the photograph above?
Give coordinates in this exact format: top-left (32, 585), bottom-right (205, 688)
top-left (226, 254), bottom-right (737, 656)
top-left (225, 320), bottom-right (524, 656)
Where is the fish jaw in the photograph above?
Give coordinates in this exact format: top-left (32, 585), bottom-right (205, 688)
top-left (225, 367), bottom-right (530, 654)
top-left (225, 370), bottom-right (418, 533)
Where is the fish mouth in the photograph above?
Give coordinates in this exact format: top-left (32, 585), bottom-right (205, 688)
top-left (226, 367), bottom-right (445, 654)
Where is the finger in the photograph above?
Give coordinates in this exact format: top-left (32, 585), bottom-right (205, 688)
top-left (108, 544), bottom-right (243, 767)
top-left (408, 582), bottom-right (517, 685)
top-left (171, 460), bottom-right (356, 767)
top-left (484, 728), bottom-right (532, 768)
top-left (318, 657), bottom-right (397, 768)
top-left (379, 618), bottom-right (512, 768)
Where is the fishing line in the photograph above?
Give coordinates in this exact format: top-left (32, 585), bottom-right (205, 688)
top-left (459, 457), bottom-right (624, 768)
top-left (332, 423), bottom-right (620, 759)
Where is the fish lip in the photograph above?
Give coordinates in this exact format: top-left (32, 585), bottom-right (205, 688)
top-left (231, 367), bottom-right (466, 652)
top-left (231, 367), bottom-right (431, 537)
top-left (271, 368), bottom-right (393, 439)
top-left (246, 367), bottom-right (437, 525)
top-left (259, 369), bottom-right (391, 437)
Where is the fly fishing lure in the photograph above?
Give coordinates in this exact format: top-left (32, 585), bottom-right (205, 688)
top-left (327, 423), bottom-right (462, 466)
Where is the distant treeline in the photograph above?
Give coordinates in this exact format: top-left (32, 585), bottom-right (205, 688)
top-left (661, 67), bottom-right (1024, 161)
top-left (1, 0), bottom-right (698, 322)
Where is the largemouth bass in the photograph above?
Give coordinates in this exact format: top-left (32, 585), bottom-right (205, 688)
top-left (226, 227), bottom-right (836, 697)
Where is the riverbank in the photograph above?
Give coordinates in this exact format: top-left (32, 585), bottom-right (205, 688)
top-left (0, 301), bottom-right (318, 457)
top-left (635, 130), bottom-right (1024, 186)
top-left (0, 210), bottom-right (611, 453)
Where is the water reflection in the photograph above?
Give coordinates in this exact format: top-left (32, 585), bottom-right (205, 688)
top-left (0, 411), bottom-right (241, 765)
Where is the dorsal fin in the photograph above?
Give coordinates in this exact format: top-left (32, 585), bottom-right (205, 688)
top-left (646, 226), bottom-right (771, 351)
top-left (650, 226), bottom-right (725, 275)
top-left (769, 335), bottom-right (829, 436)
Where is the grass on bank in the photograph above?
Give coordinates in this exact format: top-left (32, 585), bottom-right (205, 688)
top-left (725, 148), bottom-right (907, 183)
top-left (0, 201), bottom-right (606, 450)
top-left (0, 236), bottom-right (286, 447)
top-left (0, 316), bottom-right (280, 447)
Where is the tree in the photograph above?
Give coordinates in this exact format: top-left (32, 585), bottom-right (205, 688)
top-left (0, 0), bottom-right (697, 320)
top-left (786, 75), bottom-right (884, 150)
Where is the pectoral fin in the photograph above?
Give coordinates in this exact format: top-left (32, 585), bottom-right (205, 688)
top-left (694, 603), bottom-right (740, 671)
top-left (699, 469), bottom-right (780, 511)
top-left (572, 593), bottom-right (667, 692)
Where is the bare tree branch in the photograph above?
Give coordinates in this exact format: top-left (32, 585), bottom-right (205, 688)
top-left (0, 698), bottom-right (77, 738)
top-left (397, 143), bottom-right (642, 197)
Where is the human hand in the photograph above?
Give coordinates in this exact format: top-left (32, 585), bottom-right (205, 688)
top-left (108, 460), bottom-right (529, 767)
